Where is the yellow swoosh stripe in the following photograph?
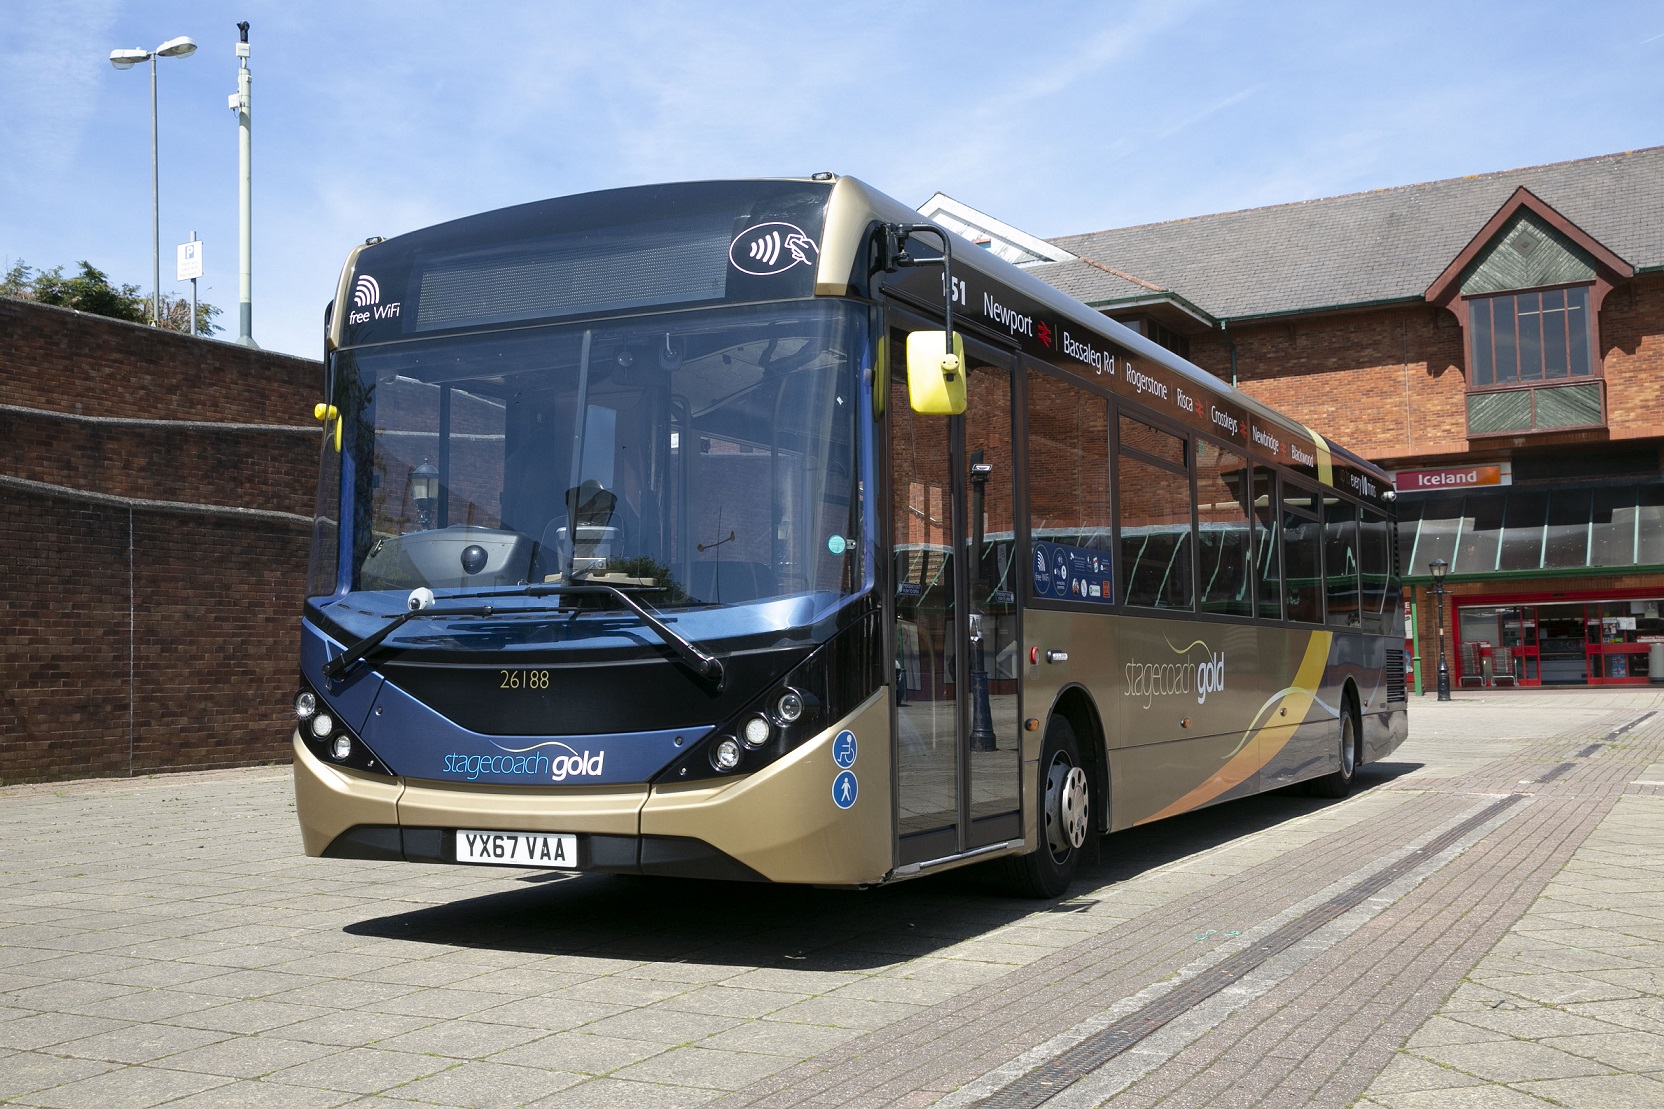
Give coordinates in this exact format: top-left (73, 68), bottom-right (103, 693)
top-left (1135, 630), bottom-right (1333, 825)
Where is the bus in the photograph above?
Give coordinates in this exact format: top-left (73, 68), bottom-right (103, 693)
top-left (293, 175), bottom-right (1407, 897)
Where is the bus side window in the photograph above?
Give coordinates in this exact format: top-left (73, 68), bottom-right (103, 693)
top-left (1282, 481), bottom-right (1322, 624)
top-left (1360, 508), bottom-right (1392, 634)
top-left (1325, 496), bottom-right (1361, 627)
top-left (1197, 440), bottom-right (1251, 617)
top-left (1252, 467), bottom-right (1282, 620)
top-left (1118, 416), bottom-right (1193, 611)
top-left (1026, 368), bottom-right (1112, 581)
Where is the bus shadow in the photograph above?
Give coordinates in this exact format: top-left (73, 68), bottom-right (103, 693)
top-left (342, 772), bottom-right (1415, 970)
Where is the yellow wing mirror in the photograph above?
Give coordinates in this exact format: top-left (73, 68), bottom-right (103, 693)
top-left (314, 402), bottom-right (341, 451)
top-left (905, 331), bottom-right (967, 416)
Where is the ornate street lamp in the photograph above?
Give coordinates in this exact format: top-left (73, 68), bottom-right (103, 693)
top-left (1429, 558), bottom-right (1451, 701)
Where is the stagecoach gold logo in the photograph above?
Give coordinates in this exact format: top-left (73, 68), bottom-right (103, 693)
top-left (1123, 637), bottom-right (1227, 708)
top-left (443, 740), bottom-right (606, 782)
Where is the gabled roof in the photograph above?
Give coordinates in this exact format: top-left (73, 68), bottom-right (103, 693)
top-left (1030, 146), bottom-right (1664, 324)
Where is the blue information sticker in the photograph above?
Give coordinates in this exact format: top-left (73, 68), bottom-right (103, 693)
top-left (832, 730), bottom-right (857, 769)
top-left (1032, 543), bottom-right (1052, 596)
top-left (827, 534), bottom-right (847, 555)
top-left (832, 770), bottom-right (858, 809)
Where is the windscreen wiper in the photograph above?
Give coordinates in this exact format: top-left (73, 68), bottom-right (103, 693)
top-left (515, 582), bottom-right (724, 687)
top-left (319, 603), bottom-right (527, 681)
top-left (321, 586), bottom-right (723, 687)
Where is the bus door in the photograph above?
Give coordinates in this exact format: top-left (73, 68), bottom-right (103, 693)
top-left (888, 317), bottom-right (1022, 865)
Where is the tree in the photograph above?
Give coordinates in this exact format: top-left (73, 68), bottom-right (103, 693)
top-left (0, 258), bottom-right (220, 335)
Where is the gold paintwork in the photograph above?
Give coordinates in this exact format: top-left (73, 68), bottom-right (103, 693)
top-left (1021, 609), bottom-right (1347, 831)
top-left (642, 690), bottom-right (893, 885)
top-left (814, 177), bottom-right (879, 298)
top-left (294, 698), bottom-right (893, 884)
top-left (396, 778), bottom-right (647, 835)
top-left (1309, 428), bottom-right (1336, 488)
top-left (1136, 629), bottom-right (1332, 823)
top-left (325, 242), bottom-right (372, 353)
top-left (292, 732), bottom-right (401, 855)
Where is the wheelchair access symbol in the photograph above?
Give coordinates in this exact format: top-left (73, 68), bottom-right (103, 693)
top-left (832, 730), bottom-right (857, 770)
top-left (833, 770), bottom-right (858, 809)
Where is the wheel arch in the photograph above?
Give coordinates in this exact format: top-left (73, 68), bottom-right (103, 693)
top-left (1047, 684), bottom-right (1108, 834)
top-left (1339, 676), bottom-right (1363, 761)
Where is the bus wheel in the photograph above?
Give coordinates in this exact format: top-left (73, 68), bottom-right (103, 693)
top-left (1310, 704), bottom-right (1358, 798)
top-left (1003, 716), bottom-right (1090, 898)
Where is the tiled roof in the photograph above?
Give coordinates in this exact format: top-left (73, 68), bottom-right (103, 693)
top-left (1029, 146), bottom-right (1664, 322)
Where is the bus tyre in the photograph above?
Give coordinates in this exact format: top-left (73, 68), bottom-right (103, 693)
top-left (1003, 716), bottom-right (1090, 898)
top-left (1310, 704), bottom-right (1358, 798)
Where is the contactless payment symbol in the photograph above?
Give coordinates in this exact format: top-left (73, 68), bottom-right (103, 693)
top-left (833, 770), bottom-right (858, 809)
top-left (832, 730), bottom-right (857, 769)
top-left (1052, 548), bottom-right (1071, 596)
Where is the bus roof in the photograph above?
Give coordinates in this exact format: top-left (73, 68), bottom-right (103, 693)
top-left (327, 174), bottom-right (1390, 506)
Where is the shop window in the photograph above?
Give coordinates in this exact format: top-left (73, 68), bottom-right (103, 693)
top-left (1469, 287), bottom-right (1592, 386)
top-left (1464, 285), bottom-right (1604, 435)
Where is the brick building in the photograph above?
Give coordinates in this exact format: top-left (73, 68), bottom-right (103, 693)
top-left (1, 299), bottom-right (322, 782)
top-left (926, 146), bottom-right (1664, 689)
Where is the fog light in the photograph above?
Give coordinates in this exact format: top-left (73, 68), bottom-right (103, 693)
top-left (329, 734), bottom-right (353, 762)
top-left (310, 713), bottom-right (334, 738)
top-left (741, 714), bottom-right (771, 749)
top-left (294, 690), bottom-right (316, 720)
top-left (775, 689), bottom-right (804, 724)
top-left (711, 736), bottom-right (742, 772)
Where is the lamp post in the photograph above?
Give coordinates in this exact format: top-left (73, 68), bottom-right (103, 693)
top-left (110, 36), bottom-right (198, 327)
top-left (1429, 558), bottom-right (1451, 701)
top-left (230, 21), bottom-right (256, 347)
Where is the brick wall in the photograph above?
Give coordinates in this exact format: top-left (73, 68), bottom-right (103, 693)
top-left (1185, 272), bottom-right (1664, 467)
top-left (1, 300), bottom-right (323, 783)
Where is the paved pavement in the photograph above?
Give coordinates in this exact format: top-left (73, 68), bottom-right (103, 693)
top-left (3, 689), bottom-right (1664, 1107)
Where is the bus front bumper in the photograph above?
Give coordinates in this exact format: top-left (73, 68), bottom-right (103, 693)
top-left (291, 690), bottom-right (892, 886)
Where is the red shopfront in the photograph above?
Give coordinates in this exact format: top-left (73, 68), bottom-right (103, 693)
top-left (1452, 587), bottom-right (1664, 687)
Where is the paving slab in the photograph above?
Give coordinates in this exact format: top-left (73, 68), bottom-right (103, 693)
top-left (4, 690), bottom-right (1664, 1107)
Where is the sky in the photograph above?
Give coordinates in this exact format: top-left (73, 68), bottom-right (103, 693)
top-left (3, 1), bottom-right (1661, 361)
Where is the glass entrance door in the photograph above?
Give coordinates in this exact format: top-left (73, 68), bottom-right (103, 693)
top-left (888, 318), bottom-right (1020, 863)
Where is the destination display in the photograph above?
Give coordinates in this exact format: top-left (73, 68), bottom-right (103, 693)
top-left (881, 251), bottom-right (1385, 500)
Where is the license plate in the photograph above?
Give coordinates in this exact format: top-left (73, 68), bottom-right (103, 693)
top-left (455, 830), bottom-right (578, 868)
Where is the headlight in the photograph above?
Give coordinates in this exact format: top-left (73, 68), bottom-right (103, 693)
top-left (653, 609), bottom-right (884, 785)
top-left (740, 714), bottom-right (772, 750)
top-left (293, 678), bottom-right (391, 777)
top-left (710, 736), bottom-right (742, 772)
top-left (774, 689), bottom-right (804, 724)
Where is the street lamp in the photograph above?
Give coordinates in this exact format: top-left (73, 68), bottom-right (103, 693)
top-left (110, 35), bottom-right (198, 327)
top-left (1429, 558), bottom-right (1451, 702)
top-left (411, 460), bottom-right (439, 530)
